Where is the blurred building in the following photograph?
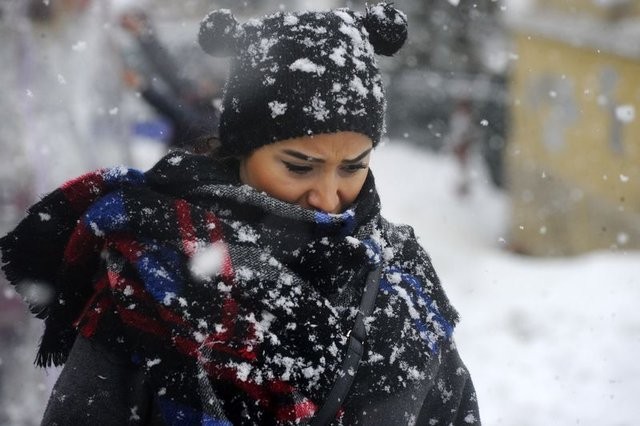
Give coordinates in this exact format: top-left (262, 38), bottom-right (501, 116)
top-left (506, 0), bottom-right (640, 255)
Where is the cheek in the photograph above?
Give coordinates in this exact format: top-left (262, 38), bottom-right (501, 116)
top-left (342, 173), bottom-right (368, 203)
top-left (248, 166), bottom-right (304, 204)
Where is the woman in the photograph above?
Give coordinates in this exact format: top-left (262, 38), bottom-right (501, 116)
top-left (0, 3), bottom-right (480, 425)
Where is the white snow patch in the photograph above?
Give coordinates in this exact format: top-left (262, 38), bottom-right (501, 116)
top-left (304, 96), bottom-right (329, 121)
top-left (89, 221), bottom-right (105, 237)
top-left (236, 267), bottom-right (255, 281)
top-left (334, 10), bottom-right (355, 24)
top-left (193, 331), bottom-right (205, 343)
top-left (129, 406), bottom-right (140, 421)
top-left (217, 282), bottom-right (232, 293)
top-left (162, 292), bottom-right (176, 306)
top-left (615, 104), bottom-right (635, 123)
top-left (235, 362), bottom-right (252, 382)
top-left (168, 155), bottom-right (183, 166)
top-left (464, 413), bottom-right (476, 423)
top-left (245, 18), bottom-right (262, 28)
top-left (372, 84), bottom-right (384, 101)
top-left (349, 76), bottom-right (369, 97)
top-left (268, 101), bottom-right (288, 118)
top-left (189, 242), bottom-right (227, 280)
top-left (283, 14), bottom-right (299, 26)
top-left (146, 358), bottom-right (161, 367)
top-left (289, 58), bottom-right (326, 76)
top-left (237, 225), bottom-right (259, 243)
top-left (616, 232), bottom-right (629, 245)
top-left (329, 46), bottom-right (347, 66)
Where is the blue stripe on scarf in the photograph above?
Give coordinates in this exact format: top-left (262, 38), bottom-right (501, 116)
top-left (137, 251), bottom-right (184, 303)
top-left (102, 166), bottom-right (146, 187)
top-left (158, 396), bottom-right (232, 426)
top-left (361, 238), bottom-right (382, 266)
top-left (380, 269), bottom-right (454, 354)
top-left (379, 279), bottom-right (437, 352)
top-left (82, 192), bottom-right (128, 235)
top-left (314, 211), bottom-right (332, 225)
top-left (387, 267), bottom-right (454, 339)
top-left (314, 209), bottom-right (356, 236)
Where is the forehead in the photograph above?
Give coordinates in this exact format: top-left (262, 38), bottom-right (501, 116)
top-left (267, 132), bottom-right (373, 159)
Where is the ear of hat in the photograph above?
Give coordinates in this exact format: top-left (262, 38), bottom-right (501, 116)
top-left (198, 9), bottom-right (244, 57)
top-left (363, 3), bottom-right (408, 56)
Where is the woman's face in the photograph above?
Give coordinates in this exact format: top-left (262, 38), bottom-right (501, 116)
top-left (239, 131), bottom-right (373, 214)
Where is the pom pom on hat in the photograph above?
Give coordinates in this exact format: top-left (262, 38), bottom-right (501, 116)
top-left (199, 9), bottom-right (244, 57)
top-left (364, 3), bottom-right (408, 56)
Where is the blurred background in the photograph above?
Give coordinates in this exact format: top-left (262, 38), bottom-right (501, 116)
top-left (0, 0), bottom-right (638, 424)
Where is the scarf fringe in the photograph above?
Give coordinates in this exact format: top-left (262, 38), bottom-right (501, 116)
top-left (33, 316), bottom-right (78, 368)
top-left (0, 232), bottom-right (54, 320)
top-left (35, 345), bottom-right (70, 368)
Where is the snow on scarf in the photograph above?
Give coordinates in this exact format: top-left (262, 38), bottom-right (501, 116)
top-left (0, 152), bottom-right (459, 425)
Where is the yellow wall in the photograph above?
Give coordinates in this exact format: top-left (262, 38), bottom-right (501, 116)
top-left (507, 33), bottom-right (640, 255)
top-left (536, 0), bottom-right (640, 20)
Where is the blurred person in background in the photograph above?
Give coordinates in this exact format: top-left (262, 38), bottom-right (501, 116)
top-left (444, 98), bottom-right (481, 197)
top-left (1, 3), bottom-right (480, 425)
top-left (117, 5), bottom-right (222, 153)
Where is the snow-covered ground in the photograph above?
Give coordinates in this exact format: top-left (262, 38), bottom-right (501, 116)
top-left (372, 142), bottom-right (640, 426)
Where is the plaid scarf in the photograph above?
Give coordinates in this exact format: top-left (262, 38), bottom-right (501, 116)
top-left (1, 152), bottom-right (458, 425)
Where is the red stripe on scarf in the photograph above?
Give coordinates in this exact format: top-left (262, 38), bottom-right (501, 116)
top-left (204, 363), bottom-right (271, 409)
top-left (268, 380), bottom-right (294, 393)
top-left (173, 335), bottom-right (256, 362)
top-left (75, 275), bottom-right (112, 338)
top-left (275, 399), bottom-right (317, 422)
top-left (157, 304), bottom-right (192, 328)
top-left (175, 199), bottom-right (198, 256)
top-left (107, 270), bottom-right (192, 332)
top-left (61, 170), bottom-right (106, 213)
top-left (203, 363), bottom-right (317, 422)
top-left (119, 309), bottom-right (171, 338)
top-left (107, 269), bottom-right (144, 295)
top-left (204, 340), bottom-right (258, 362)
top-left (172, 335), bottom-right (200, 357)
top-left (110, 237), bottom-right (145, 264)
top-left (64, 222), bottom-right (102, 265)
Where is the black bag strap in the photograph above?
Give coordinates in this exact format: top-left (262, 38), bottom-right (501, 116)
top-left (311, 263), bottom-right (383, 425)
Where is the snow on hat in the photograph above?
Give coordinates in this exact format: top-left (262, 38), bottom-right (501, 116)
top-left (198, 3), bottom-right (408, 156)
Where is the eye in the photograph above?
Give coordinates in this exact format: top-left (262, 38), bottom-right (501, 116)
top-left (283, 161), bottom-right (313, 174)
top-left (342, 163), bottom-right (368, 174)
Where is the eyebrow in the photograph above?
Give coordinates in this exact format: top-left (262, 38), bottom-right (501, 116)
top-left (282, 148), bottom-right (372, 164)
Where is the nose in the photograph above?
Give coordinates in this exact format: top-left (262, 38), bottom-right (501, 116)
top-left (306, 175), bottom-right (341, 213)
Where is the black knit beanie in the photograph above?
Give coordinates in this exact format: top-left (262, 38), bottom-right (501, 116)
top-left (198, 3), bottom-right (408, 156)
